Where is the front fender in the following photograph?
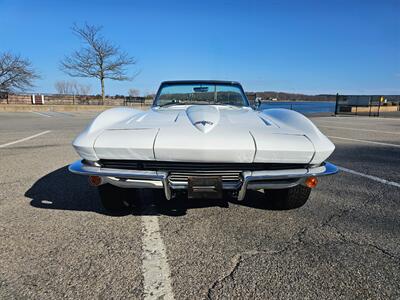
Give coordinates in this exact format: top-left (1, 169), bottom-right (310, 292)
top-left (261, 108), bottom-right (335, 164)
top-left (72, 107), bottom-right (143, 161)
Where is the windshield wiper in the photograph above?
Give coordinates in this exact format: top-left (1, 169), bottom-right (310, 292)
top-left (158, 101), bottom-right (187, 107)
top-left (158, 102), bottom-right (245, 107)
top-left (214, 103), bottom-right (242, 107)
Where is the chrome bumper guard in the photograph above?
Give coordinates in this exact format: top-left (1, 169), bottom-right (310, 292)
top-left (68, 160), bottom-right (338, 201)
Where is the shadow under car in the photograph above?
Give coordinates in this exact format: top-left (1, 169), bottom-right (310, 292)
top-left (25, 166), bottom-right (287, 217)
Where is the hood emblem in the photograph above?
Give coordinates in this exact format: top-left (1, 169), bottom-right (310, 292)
top-left (186, 106), bottom-right (219, 133)
top-left (194, 120), bottom-right (214, 126)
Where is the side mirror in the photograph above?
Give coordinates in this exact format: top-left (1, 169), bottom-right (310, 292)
top-left (254, 98), bottom-right (261, 109)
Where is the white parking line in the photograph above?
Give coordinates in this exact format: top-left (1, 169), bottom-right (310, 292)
top-left (31, 111), bottom-right (52, 117)
top-left (49, 111), bottom-right (75, 117)
top-left (318, 125), bottom-right (400, 135)
top-left (339, 166), bottom-right (400, 188)
top-left (328, 136), bottom-right (400, 148)
top-left (141, 215), bottom-right (174, 300)
top-left (0, 130), bottom-right (51, 148)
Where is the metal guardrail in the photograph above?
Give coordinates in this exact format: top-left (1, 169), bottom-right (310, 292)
top-left (1, 92), bottom-right (149, 106)
top-left (258, 95), bottom-right (399, 117)
top-left (0, 92), bottom-right (8, 100)
top-left (124, 97), bottom-right (146, 106)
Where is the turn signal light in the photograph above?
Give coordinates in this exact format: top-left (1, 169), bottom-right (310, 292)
top-left (88, 175), bottom-right (102, 186)
top-left (305, 176), bottom-right (318, 188)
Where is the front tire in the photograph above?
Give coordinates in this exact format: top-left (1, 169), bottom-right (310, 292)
top-left (264, 185), bottom-right (311, 210)
top-left (98, 184), bottom-right (136, 214)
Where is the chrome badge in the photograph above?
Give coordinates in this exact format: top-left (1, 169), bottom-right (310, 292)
top-left (193, 120), bottom-right (214, 126)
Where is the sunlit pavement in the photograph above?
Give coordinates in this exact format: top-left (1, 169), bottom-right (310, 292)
top-left (0, 112), bottom-right (399, 299)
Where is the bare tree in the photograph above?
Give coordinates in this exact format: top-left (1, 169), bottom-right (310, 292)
top-left (144, 93), bottom-right (156, 99)
top-left (128, 88), bottom-right (140, 97)
top-left (78, 83), bottom-right (91, 95)
top-left (54, 80), bottom-right (73, 94)
top-left (60, 23), bottom-right (136, 103)
top-left (55, 80), bottom-right (91, 95)
top-left (0, 52), bottom-right (40, 92)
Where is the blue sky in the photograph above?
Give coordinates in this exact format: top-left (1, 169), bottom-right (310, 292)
top-left (1, 0), bottom-right (399, 95)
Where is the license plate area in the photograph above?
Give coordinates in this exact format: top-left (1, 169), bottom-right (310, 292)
top-left (188, 176), bottom-right (223, 199)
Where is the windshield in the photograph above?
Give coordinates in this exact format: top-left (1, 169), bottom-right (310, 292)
top-left (154, 83), bottom-right (249, 107)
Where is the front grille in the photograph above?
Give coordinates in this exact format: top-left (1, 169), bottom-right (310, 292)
top-left (98, 160), bottom-right (308, 171)
top-left (168, 171), bottom-right (241, 184)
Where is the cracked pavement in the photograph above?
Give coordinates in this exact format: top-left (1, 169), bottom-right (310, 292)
top-left (0, 112), bottom-right (399, 299)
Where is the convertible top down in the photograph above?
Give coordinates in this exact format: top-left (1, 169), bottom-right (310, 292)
top-left (69, 80), bottom-right (338, 212)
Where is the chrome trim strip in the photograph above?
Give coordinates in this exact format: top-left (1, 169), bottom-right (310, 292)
top-left (104, 177), bottom-right (164, 188)
top-left (69, 160), bottom-right (173, 200)
top-left (237, 171), bottom-right (252, 201)
top-left (162, 175), bottom-right (172, 200)
top-left (68, 160), bottom-right (338, 201)
top-left (69, 160), bottom-right (167, 180)
top-left (236, 162), bottom-right (339, 201)
top-left (246, 178), bottom-right (302, 190)
top-left (169, 181), bottom-right (242, 190)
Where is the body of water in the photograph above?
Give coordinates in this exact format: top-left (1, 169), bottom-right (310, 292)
top-left (259, 101), bottom-right (336, 114)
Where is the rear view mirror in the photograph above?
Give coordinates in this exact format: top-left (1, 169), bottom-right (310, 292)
top-left (193, 87), bottom-right (209, 93)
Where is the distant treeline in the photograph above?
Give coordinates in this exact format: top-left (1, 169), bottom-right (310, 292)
top-left (246, 91), bottom-right (335, 102)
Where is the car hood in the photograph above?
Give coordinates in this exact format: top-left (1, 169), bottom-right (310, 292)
top-left (109, 105), bottom-right (305, 132)
top-left (91, 105), bottom-right (315, 164)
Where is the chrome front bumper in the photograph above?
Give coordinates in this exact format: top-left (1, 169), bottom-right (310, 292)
top-left (68, 160), bottom-right (339, 200)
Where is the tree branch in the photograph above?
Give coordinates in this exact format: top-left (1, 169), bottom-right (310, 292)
top-left (0, 52), bottom-right (40, 92)
top-left (59, 23), bottom-right (137, 99)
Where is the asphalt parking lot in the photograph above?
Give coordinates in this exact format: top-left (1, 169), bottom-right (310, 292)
top-left (0, 111), bottom-right (399, 299)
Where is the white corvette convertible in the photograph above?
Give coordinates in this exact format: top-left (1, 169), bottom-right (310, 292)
top-left (69, 80), bottom-right (338, 212)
